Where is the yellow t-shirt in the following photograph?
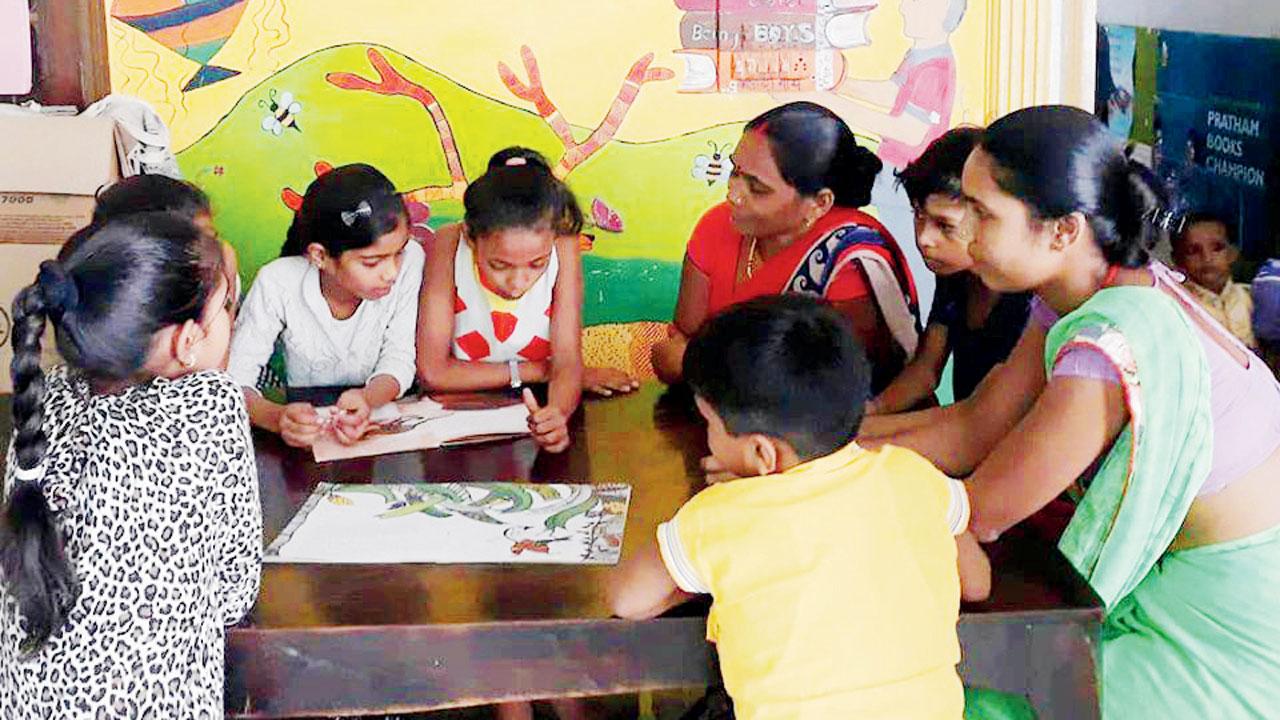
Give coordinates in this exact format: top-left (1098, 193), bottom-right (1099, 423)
top-left (658, 442), bottom-right (968, 720)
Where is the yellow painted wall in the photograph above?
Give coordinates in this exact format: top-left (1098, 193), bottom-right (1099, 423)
top-left (108, 0), bottom-right (991, 151)
top-left (105, 0), bottom-right (999, 377)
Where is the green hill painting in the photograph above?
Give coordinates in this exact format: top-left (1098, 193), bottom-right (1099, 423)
top-left (178, 43), bottom-right (750, 329)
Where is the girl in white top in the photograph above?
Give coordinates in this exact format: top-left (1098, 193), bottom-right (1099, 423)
top-left (418, 147), bottom-right (637, 454)
top-left (228, 163), bottom-right (423, 448)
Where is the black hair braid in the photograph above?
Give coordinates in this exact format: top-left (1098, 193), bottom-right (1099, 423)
top-left (2, 282), bottom-right (80, 653)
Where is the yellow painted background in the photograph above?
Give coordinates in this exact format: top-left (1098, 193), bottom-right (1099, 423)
top-left (105, 0), bottom-right (995, 379)
top-left (107, 0), bottom-right (992, 151)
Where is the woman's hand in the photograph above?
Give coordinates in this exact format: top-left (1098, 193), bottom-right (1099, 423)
top-left (650, 335), bottom-right (689, 385)
top-left (583, 367), bottom-right (640, 397)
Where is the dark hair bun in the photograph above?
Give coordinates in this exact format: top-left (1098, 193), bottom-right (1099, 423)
top-left (487, 147), bottom-right (553, 173)
top-left (745, 102), bottom-right (880, 209)
top-left (832, 141), bottom-right (881, 208)
top-left (465, 147), bottom-right (583, 239)
top-left (981, 105), bottom-right (1166, 269)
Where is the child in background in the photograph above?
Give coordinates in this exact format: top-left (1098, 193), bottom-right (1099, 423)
top-left (61, 175), bottom-right (241, 291)
top-left (610, 294), bottom-right (989, 720)
top-left (91, 174), bottom-right (214, 232)
top-left (228, 163), bottom-right (424, 448)
top-left (867, 127), bottom-right (1030, 415)
top-left (1173, 211), bottom-right (1258, 349)
top-left (1254, 258), bottom-right (1280, 374)
top-left (87, 174), bottom-right (242, 294)
top-left (1, 213), bottom-right (260, 717)
top-left (416, 148), bottom-right (637, 454)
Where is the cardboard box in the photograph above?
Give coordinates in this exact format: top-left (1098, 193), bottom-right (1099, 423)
top-left (0, 116), bottom-right (123, 244)
top-left (0, 115), bottom-right (124, 390)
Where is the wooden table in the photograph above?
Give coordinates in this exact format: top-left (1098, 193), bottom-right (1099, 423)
top-left (226, 383), bottom-right (1101, 719)
top-left (0, 386), bottom-right (1101, 718)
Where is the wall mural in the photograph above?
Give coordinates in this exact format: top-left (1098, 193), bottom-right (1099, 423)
top-left (106, 0), bottom-right (989, 377)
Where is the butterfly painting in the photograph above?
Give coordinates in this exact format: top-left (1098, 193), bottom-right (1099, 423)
top-left (591, 197), bottom-right (624, 233)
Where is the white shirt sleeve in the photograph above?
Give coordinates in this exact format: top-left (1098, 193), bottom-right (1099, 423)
top-left (656, 517), bottom-right (711, 594)
top-left (946, 479), bottom-right (971, 536)
top-left (371, 241), bottom-right (424, 396)
top-left (226, 265), bottom-right (287, 393)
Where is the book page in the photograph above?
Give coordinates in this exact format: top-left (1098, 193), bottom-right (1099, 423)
top-left (312, 397), bottom-right (530, 462)
top-left (422, 403), bottom-right (531, 444)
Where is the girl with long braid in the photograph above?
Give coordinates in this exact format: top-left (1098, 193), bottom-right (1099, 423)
top-left (0, 213), bottom-right (261, 717)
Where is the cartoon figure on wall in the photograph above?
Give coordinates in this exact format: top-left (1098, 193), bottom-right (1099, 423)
top-left (670, 0), bottom-right (968, 317)
top-left (791, 0), bottom-right (968, 317)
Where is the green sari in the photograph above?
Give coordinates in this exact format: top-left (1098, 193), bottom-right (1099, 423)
top-left (1046, 286), bottom-right (1280, 718)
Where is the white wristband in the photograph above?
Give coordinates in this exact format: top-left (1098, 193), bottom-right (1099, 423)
top-left (508, 359), bottom-right (522, 389)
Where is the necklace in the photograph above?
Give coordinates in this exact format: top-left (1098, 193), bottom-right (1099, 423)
top-left (745, 236), bottom-right (759, 279)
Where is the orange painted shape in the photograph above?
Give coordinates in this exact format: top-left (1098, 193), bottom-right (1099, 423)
top-left (491, 312), bottom-right (518, 343)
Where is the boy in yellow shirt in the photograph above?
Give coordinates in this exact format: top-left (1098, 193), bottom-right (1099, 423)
top-left (610, 294), bottom-right (990, 720)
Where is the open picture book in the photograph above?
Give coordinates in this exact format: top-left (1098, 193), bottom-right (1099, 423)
top-left (311, 395), bottom-right (530, 462)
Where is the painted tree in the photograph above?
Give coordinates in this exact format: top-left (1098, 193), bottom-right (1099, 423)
top-left (279, 45), bottom-right (672, 246)
top-left (499, 46), bottom-right (674, 178)
top-left (326, 47), bottom-right (469, 203)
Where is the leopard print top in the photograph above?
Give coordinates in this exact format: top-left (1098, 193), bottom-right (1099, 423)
top-left (0, 367), bottom-right (262, 719)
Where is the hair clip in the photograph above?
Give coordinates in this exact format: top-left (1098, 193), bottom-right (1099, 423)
top-left (340, 200), bottom-right (373, 227)
top-left (1143, 206), bottom-right (1184, 234)
top-left (11, 462), bottom-right (45, 484)
top-left (504, 157), bottom-right (528, 167)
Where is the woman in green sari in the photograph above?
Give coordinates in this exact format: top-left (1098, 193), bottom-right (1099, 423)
top-left (868, 106), bottom-right (1280, 718)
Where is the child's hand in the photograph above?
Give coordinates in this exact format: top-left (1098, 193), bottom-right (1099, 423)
top-left (700, 455), bottom-right (737, 485)
top-left (522, 388), bottom-right (570, 453)
top-left (583, 367), bottom-right (640, 397)
top-left (333, 388), bottom-right (372, 445)
top-left (280, 403), bottom-right (322, 448)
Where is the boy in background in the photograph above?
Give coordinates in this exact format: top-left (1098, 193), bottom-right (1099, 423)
top-left (1174, 211), bottom-right (1257, 350)
top-left (867, 126), bottom-right (1030, 414)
